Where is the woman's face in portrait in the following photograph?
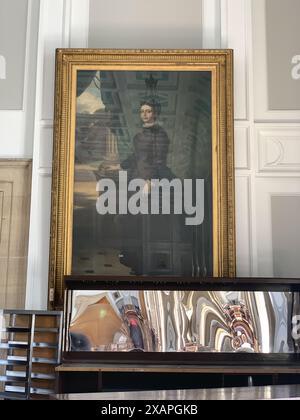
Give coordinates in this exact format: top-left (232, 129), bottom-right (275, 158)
top-left (140, 104), bottom-right (156, 125)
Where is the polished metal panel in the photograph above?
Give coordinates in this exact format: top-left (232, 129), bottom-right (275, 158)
top-left (67, 290), bottom-right (300, 353)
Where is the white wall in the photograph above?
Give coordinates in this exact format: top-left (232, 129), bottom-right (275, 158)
top-left (89, 0), bottom-right (203, 48)
top-left (26, 0), bottom-right (206, 309)
top-left (18, 0), bottom-right (300, 309)
top-left (0, 0), bottom-right (28, 110)
top-left (0, 0), bottom-right (39, 157)
top-left (252, 0), bottom-right (300, 278)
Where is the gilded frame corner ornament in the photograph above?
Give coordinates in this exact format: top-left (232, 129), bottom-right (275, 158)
top-left (49, 49), bottom-right (236, 309)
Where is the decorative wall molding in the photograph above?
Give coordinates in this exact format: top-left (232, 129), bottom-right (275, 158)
top-left (40, 119), bottom-right (54, 127)
top-left (26, 0), bottom-right (91, 309)
top-left (226, 0), bottom-right (248, 120)
top-left (41, 1), bottom-right (66, 122)
top-left (235, 126), bottom-right (250, 169)
top-left (258, 126), bottom-right (300, 172)
top-left (38, 169), bottom-right (52, 177)
top-left (235, 175), bottom-right (252, 276)
top-left (0, 181), bottom-right (12, 308)
top-left (0, 0), bottom-right (40, 158)
top-left (26, 0), bottom-right (66, 309)
top-left (252, 0), bottom-right (300, 122)
top-left (202, 0), bottom-right (221, 48)
top-left (0, 159), bottom-right (32, 308)
top-left (39, 126), bottom-right (53, 170)
top-left (69, 0), bottom-right (90, 48)
top-left (0, 159), bottom-right (32, 168)
top-left (0, 0), bottom-right (28, 110)
top-left (256, 178), bottom-right (300, 277)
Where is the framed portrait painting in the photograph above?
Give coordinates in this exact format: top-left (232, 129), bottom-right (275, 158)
top-left (49, 49), bottom-right (235, 308)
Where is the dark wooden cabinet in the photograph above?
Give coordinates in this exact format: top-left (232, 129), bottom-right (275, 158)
top-left (56, 364), bottom-right (300, 394)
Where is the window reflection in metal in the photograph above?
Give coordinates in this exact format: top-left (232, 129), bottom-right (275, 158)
top-left (66, 290), bottom-right (300, 354)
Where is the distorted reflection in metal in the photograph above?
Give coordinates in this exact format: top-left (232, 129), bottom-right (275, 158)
top-left (67, 290), bottom-right (300, 353)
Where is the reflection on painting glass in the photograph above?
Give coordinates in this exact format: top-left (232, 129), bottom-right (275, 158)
top-left (72, 70), bottom-right (212, 276)
top-left (67, 290), bottom-right (300, 354)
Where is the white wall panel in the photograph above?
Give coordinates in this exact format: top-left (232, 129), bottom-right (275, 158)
top-left (26, 0), bottom-right (69, 309)
top-left (202, 0), bottom-right (221, 48)
top-left (235, 126), bottom-right (250, 169)
top-left (39, 125), bottom-right (54, 170)
top-left (89, 0), bottom-right (202, 49)
top-left (70, 0), bottom-right (90, 48)
top-left (258, 126), bottom-right (300, 173)
top-left (235, 176), bottom-right (252, 276)
top-left (26, 175), bottom-right (52, 309)
top-left (226, 0), bottom-right (256, 276)
top-left (0, 112), bottom-right (28, 156)
top-left (226, 0), bottom-right (248, 120)
top-left (26, 0), bottom-right (300, 309)
top-left (26, 0), bottom-right (91, 309)
top-left (27, 0), bottom-right (249, 309)
top-left (272, 196), bottom-right (300, 278)
top-left (251, 1), bottom-right (300, 278)
top-left (256, 178), bottom-right (300, 277)
top-left (265, 0), bottom-right (300, 111)
top-left (41, 1), bottom-right (65, 121)
top-left (0, 0), bottom-right (39, 158)
top-left (252, 0), bottom-right (300, 121)
top-left (0, 0), bottom-right (28, 110)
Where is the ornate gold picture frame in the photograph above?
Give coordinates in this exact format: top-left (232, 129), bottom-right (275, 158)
top-left (49, 49), bottom-right (235, 309)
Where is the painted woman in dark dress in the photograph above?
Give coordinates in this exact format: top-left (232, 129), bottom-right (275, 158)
top-left (118, 99), bottom-right (177, 275)
top-left (121, 99), bottom-right (174, 181)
